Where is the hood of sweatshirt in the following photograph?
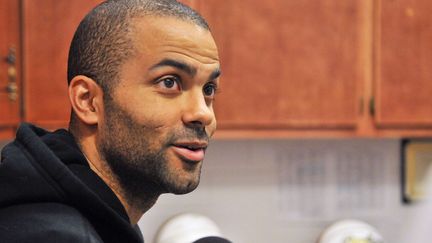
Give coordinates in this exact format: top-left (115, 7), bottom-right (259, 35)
top-left (0, 123), bottom-right (143, 242)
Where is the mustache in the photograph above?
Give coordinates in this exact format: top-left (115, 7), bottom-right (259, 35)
top-left (167, 126), bottom-right (209, 144)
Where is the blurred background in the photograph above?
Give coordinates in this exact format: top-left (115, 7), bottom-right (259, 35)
top-left (1, 0), bottom-right (432, 242)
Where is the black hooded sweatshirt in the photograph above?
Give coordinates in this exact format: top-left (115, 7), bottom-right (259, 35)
top-left (0, 123), bottom-right (144, 243)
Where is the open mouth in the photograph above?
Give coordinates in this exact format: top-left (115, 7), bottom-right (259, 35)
top-left (176, 144), bottom-right (204, 151)
top-left (171, 142), bottom-right (208, 162)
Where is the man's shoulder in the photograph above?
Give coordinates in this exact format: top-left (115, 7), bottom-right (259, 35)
top-left (0, 202), bottom-right (103, 243)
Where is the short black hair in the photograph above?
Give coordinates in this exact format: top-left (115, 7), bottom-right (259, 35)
top-left (67, 0), bottom-right (209, 94)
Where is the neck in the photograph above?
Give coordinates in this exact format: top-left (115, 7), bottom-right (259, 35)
top-left (74, 132), bottom-right (159, 225)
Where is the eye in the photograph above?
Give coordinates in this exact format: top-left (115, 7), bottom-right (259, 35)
top-left (156, 76), bottom-right (181, 93)
top-left (203, 82), bottom-right (218, 98)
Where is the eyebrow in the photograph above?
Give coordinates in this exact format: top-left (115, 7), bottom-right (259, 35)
top-left (208, 68), bottom-right (221, 82)
top-left (150, 58), bottom-right (197, 76)
top-left (150, 58), bottom-right (221, 81)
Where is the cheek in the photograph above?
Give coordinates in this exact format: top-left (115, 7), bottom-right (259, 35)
top-left (139, 107), bottom-right (181, 130)
top-left (125, 97), bottom-right (182, 129)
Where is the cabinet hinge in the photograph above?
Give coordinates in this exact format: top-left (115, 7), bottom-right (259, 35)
top-left (369, 97), bottom-right (375, 116)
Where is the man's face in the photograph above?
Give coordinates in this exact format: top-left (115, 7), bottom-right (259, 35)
top-left (97, 16), bottom-right (220, 203)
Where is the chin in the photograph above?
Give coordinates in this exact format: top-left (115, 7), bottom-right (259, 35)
top-left (164, 172), bottom-right (201, 195)
top-left (163, 156), bottom-right (202, 189)
top-left (170, 184), bottom-right (199, 195)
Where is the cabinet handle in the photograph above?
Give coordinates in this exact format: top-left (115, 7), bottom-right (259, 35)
top-left (3, 47), bottom-right (18, 101)
top-left (6, 81), bottom-right (18, 101)
top-left (369, 96), bottom-right (375, 116)
top-left (6, 47), bottom-right (16, 65)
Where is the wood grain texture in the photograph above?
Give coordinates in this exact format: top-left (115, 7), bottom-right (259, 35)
top-left (375, 0), bottom-right (432, 128)
top-left (4, 0), bottom-right (430, 138)
top-left (0, 127), bottom-right (15, 140)
top-left (198, 0), bottom-right (368, 129)
top-left (22, 0), bottom-right (101, 128)
top-left (0, 0), bottom-right (21, 129)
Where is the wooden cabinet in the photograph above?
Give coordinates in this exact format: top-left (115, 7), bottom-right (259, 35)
top-left (195, 0), bottom-right (432, 138)
top-left (0, 0), bottom-right (21, 139)
top-left (22, 0), bottom-right (102, 129)
top-left (198, 1), bottom-right (369, 137)
top-left (374, 0), bottom-right (432, 129)
top-left (197, 0), bottom-right (374, 137)
top-left (1, 0), bottom-right (431, 139)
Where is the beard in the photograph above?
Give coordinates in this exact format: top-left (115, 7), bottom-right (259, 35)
top-left (97, 95), bottom-right (209, 207)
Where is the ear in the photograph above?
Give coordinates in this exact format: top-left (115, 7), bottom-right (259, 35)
top-left (68, 75), bottom-right (103, 126)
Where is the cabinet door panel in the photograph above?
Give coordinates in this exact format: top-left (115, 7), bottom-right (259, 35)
top-left (23, 0), bottom-right (101, 128)
top-left (0, 0), bottom-right (20, 138)
top-left (375, 0), bottom-right (432, 127)
top-left (198, 1), bottom-right (366, 129)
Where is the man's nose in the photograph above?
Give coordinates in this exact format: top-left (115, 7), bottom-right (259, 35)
top-left (182, 90), bottom-right (215, 128)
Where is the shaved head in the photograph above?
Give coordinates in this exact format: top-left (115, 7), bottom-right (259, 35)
top-left (67, 0), bottom-right (210, 132)
top-left (67, 0), bottom-right (209, 94)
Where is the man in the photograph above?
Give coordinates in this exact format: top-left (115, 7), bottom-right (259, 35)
top-left (0, 0), bottom-right (227, 242)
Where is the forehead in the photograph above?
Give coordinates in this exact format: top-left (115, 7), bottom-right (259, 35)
top-left (129, 16), bottom-right (219, 65)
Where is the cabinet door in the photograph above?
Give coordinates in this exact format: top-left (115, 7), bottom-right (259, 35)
top-left (0, 0), bottom-right (21, 139)
top-left (198, 1), bottom-right (368, 130)
top-left (375, 0), bottom-right (432, 128)
top-left (22, 0), bottom-right (101, 129)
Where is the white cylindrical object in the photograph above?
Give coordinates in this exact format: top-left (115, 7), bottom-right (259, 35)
top-left (155, 213), bottom-right (223, 243)
top-left (318, 219), bottom-right (384, 243)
